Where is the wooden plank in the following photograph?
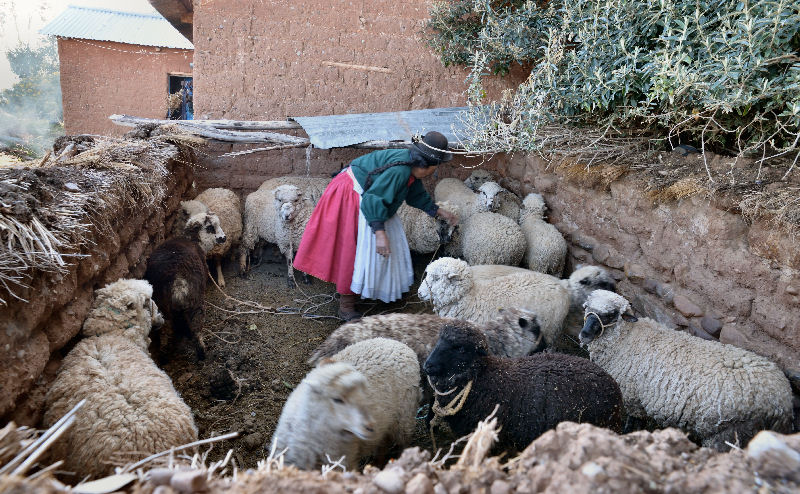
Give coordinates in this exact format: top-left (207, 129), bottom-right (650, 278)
top-left (322, 60), bottom-right (393, 73)
top-left (109, 114), bottom-right (302, 131)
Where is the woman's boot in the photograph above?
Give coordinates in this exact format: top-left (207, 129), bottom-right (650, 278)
top-left (337, 293), bottom-right (362, 321)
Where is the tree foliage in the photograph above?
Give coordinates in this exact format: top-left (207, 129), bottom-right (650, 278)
top-left (425, 0), bottom-right (800, 175)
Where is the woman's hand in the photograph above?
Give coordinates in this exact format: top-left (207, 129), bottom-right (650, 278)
top-left (437, 209), bottom-right (459, 226)
top-left (375, 230), bottom-right (391, 257)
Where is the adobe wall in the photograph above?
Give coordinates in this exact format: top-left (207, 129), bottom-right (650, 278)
top-left (495, 155), bottom-right (800, 383)
top-left (0, 155), bottom-right (193, 423)
top-left (57, 38), bottom-right (192, 136)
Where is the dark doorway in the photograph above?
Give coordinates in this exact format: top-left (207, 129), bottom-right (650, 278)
top-left (168, 75), bottom-right (193, 120)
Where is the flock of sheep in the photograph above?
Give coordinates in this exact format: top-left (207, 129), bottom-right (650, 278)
top-left (40, 169), bottom-right (795, 478)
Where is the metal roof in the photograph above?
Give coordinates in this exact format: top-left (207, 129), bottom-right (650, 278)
top-left (290, 107), bottom-right (478, 149)
top-left (40, 5), bottom-right (193, 50)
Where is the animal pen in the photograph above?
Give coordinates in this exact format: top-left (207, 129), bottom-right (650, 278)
top-left (0, 108), bottom-right (799, 493)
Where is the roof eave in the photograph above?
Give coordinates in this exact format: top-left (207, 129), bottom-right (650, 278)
top-left (148, 0), bottom-right (193, 42)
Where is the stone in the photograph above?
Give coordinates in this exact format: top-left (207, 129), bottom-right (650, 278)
top-left (624, 262), bottom-right (647, 283)
top-left (374, 467), bottom-right (406, 494)
top-left (746, 431), bottom-right (800, 482)
top-left (570, 233), bottom-right (596, 251)
top-left (405, 473), bottom-right (434, 494)
top-left (673, 294), bottom-right (703, 317)
top-left (656, 283), bottom-right (674, 304)
top-left (688, 324), bottom-right (715, 341)
top-left (700, 315), bottom-right (722, 338)
top-left (490, 479), bottom-right (511, 494)
top-left (64, 182), bottom-right (80, 192)
top-left (592, 244), bottom-right (610, 264)
top-left (642, 278), bottom-right (660, 294)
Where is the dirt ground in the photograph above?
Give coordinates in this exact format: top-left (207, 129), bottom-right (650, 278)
top-left (161, 248), bottom-right (442, 470)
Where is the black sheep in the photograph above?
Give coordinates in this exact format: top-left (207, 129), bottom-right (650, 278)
top-left (423, 322), bottom-right (623, 452)
top-left (145, 212), bottom-right (225, 361)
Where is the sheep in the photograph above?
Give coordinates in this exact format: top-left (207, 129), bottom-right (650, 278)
top-left (272, 338), bottom-right (420, 470)
top-left (579, 289), bottom-right (794, 450)
top-left (460, 211), bottom-right (526, 266)
top-left (423, 321), bottom-right (623, 452)
top-left (194, 187), bottom-right (243, 288)
top-left (518, 193), bottom-right (567, 276)
top-left (418, 258), bottom-right (616, 348)
top-left (463, 169), bottom-right (494, 191)
top-left (240, 176), bottom-right (329, 273)
top-left (560, 264), bottom-right (616, 337)
top-left (433, 177), bottom-right (489, 220)
top-left (43, 279), bottom-right (198, 479)
top-left (307, 307), bottom-right (545, 368)
top-left (145, 210), bottom-right (226, 361)
top-left (396, 202), bottom-right (454, 254)
top-left (273, 184), bottom-right (316, 287)
top-left (478, 181), bottom-right (522, 222)
top-left (171, 199), bottom-right (209, 236)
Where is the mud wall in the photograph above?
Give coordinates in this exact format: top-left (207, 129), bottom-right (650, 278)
top-left (57, 38), bottom-right (192, 136)
top-left (0, 158), bottom-right (193, 423)
top-left (494, 154), bottom-right (800, 380)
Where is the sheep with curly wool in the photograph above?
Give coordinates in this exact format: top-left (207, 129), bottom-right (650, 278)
top-left (518, 193), bottom-right (567, 276)
top-left (240, 176), bottom-right (329, 273)
top-left (580, 290), bottom-right (794, 450)
top-left (419, 258), bottom-right (616, 348)
top-left (44, 279), bottom-right (197, 479)
top-left (272, 184), bottom-right (317, 287)
top-left (396, 202), bottom-right (455, 254)
top-left (308, 307), bottom-right (545, 368)
top-left (145, 210), bottom-right (225, 361)
top-left (272, 338), bottom-right (420, 470)
top-left (423, 321), bottom-right (623, 452)
top-left (418, 257), bottom-right (569, 347)
top-left (478, 181), bottom-right (522, 222)
top-left (434, 177), bottom-right (490, 220)
top-left (464, 169), bottom-right (494, 191)
top-left (460, 211), bottom-right (526, 266)
top-left (194, 187), bottom-right (242, 288)
top-left (560, 264), bottom-right (616, 337)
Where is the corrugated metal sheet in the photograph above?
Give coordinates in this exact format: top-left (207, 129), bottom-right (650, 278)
top-left (290, 107), bottom-right (478, 149)
top-left (39, 6), bottom-right (193, 50)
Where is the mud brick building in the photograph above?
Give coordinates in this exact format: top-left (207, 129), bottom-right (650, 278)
top-left (41, 6), bottom-right (193, 136)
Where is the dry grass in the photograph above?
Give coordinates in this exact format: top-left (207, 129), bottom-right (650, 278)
top-left (558, 160), bottom-right (630, 189)
top-left (740, 186), bottom-right (800, 235)
top-left (647, 177), bottom-right (708, 202)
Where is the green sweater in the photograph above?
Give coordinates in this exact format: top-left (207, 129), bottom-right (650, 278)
top-left (349, 149), bottom-right (437, 232)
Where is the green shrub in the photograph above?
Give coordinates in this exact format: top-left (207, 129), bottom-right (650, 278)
top-left (425, 0), bottom-right (800, 175)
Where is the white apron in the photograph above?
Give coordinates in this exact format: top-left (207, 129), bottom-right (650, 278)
top-left (347, 168), bottom-right (415, 303)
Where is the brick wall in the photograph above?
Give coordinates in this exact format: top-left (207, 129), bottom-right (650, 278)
top-left (57, 38), bottom-right (192, 136)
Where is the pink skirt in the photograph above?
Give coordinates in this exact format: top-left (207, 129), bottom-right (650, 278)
top-left (293, 170), bottom-right (360, 295)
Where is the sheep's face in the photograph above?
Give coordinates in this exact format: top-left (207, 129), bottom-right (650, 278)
top-left (521, 193), bottom-right (546, 219)
top-left (308, 362), bottom-right (376, 441)
top-left (424, 323), bottom-right (488, 390)
top-left (187, 212), bottom-right (226, 254)
top-left (418, 258), bottom-right (472, 308)
top-left (464, 170), bottom-right (493, 191)
top-left (497, 308), bottom-right (546, 354)
top-left (274, 185), bottom-right (302, 222)
top-left (579, 289), bottom-right (636, 345)
top-left (82, 279), bottom-right (159, 349)
top-left (568, 265), bottom-right (616, 307)
top-left (477, 182), bottom-right (504, 212)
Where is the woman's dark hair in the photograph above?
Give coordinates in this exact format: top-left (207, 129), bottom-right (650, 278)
top-left (360, 132), bottom-right (452, 191)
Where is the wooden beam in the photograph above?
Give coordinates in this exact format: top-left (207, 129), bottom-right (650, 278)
top-left (322, 61), bottom-right (393, 73)
top-left (110, 114), bottom-right (302, 131)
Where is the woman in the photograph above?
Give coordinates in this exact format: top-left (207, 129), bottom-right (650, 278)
top-left (293, 131), bottom-right (459, 320)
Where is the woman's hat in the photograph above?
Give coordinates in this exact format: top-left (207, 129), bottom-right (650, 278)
top-left (413, 131), bottom-right (453, 164)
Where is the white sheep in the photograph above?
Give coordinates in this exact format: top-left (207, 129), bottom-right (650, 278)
top-left (194, 187), bottom-right (242, 288)
top-left (434, 177), bottom-right (489, 220)
top-left (307, 307), bottom-right (545, 368)
top-left (273, 184), bottom-right (316, 287)
top-left (478, 181), bottom-right (522, 222)
top-left (43, 279), bottom-right (198, 479)
top-left (330, 338), bottom-right (421, 463)
top-left (518, 193), bottom-right (567, 276)
top-left (240, 176), bottom-right (330, 272)
top-left (418, 257), bottom-right (569, 348)
top-left (418, 258), bottom-right (617, 348)
top-left (460, 211), bottom-right (526, 266)
top-left (580, 290), bottom-right (794, 450)
top-left (171, 199), bottom-right (209, 237)
top-left (272, 338), bottom-right (420, 470)
top-left (463, 169), bottom-right (494, 191)
top-left (396, 203), bottom-right (448, 254)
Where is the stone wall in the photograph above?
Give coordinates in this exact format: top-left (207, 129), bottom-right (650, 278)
top-left (0, 156), bottom-right (193, 423)
top-left (57, 38), bottom-right (192, 136)
top-left (495, 154), bottom-right (800, 380)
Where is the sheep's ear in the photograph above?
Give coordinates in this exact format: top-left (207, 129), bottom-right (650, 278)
top-left (621, 308), bottom-right (638, 323)
top-left (318, 357), bottom-right (335, 366)
top-left (447, 272), bottom-right (460, 281)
